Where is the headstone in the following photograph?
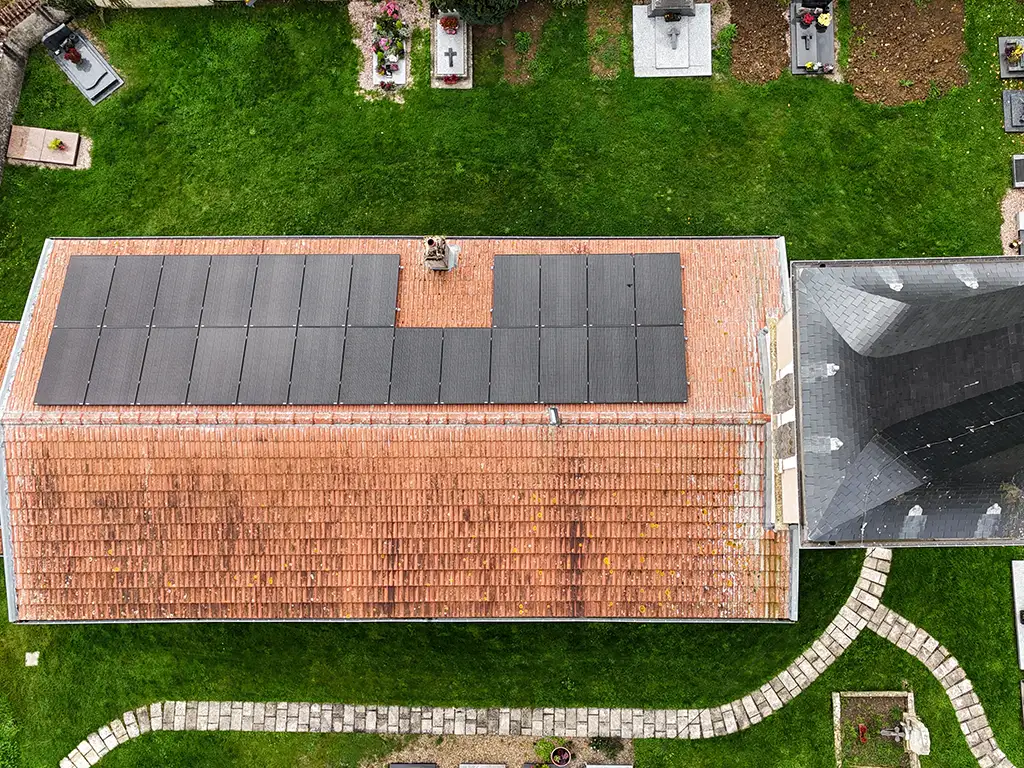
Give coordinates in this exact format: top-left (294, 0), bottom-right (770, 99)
top-left (434, 15), bottom-right (468, 77)
top-left (648, 0), bottom-right (694, 17)
top-left (904, 714), bottom-right (930, 756)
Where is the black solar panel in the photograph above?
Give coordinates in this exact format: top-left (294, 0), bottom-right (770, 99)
top-left (289, 327), bottom-right (346, 404)
top-left (238, 327), bottom-right (297, 405)
top-left (103, 257), bottom-right (162, 328)
top-left (34, 328), bottom-right (98, 405)
top-left (587, 254), bottom-right (635, 326)
top-left (490, 328), bottom-right (539, 403)
top-left (588, 326), bottom-right (638, 403)
top-left (53, 256), bottom-right (115, 329)
top-left (187, 327), bottom-right (246, 405)
top-left (540, 327), bottom-right (587, 403)
top-left (151, 256), bottom-right (209, 328)
top-left (540, 255), bottom-right (587, 327)
top-left (492, 256), bottom-right (540, 327)
top-left (136, 327), bottom-right (197, 405)
top-left (299, 254), bottom-right (352, 327)
top-left (347, 255), bottom-right (399, 327)
top-left (390, 328), bottom-right (442, 405)
top-left (637, 326), bottom-right (687, 403)
top-left (85, 328), bottom-right (148, 405)
top-left (200, 256), bottom-right (257, 327)
top-left (339, 326), bottom-right (393, 404)
top-left (439, 328), bottom-right (491, 404)
top-left (249, 255), bottom-right (305, 327)
top-left (634, 253), bottom-right (684, 326)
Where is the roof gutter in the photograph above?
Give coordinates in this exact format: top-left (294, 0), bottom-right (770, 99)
top-left (0, 238), bottom-right (55, 622)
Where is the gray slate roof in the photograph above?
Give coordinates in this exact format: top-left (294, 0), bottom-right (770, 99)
top-left (794, 257), bottom-right (1024, 545)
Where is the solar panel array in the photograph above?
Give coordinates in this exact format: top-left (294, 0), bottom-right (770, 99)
top-left (35, 252), bottom-right (687, 406)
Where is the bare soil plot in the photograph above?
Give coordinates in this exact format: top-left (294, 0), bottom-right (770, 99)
top-left (589, 0), bottom-right (627, 78)
top-left (846, 0), bottom-right (967, 105)
top-left (730, 0), bottom-right (788, 83)
top-left (473, 0), bottom-right (554, 83)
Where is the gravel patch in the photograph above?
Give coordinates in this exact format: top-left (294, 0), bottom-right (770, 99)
top-left (374, 734), bottom-right (635, 768)
top-left (1000, 186), bottom-right (1024, 255)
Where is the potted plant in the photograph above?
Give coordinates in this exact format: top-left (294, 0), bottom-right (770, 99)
top-left (550, 747), bottom-right (571, 767)
top-left (799, 11), bottom-right (815, 27)
top-left (47, 138), bottom-right (67, 151)
top-left (815, 11), bottom-right (831, 30)
top-left (63, 46), bottom-right (81, 64)
top-left (439, 15), bottom-right (459, 34)
top-left (442, 73), bottom-right (461, 84)
top-left (380, 80), bottom-right (396, 92)
top-left (1009, 41), bottom-right (1024, 65)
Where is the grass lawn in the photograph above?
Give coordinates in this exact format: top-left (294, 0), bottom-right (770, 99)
top-left (2, 0), bottom-right (1024, 766)
top-left (0, 550), bottom-right (862, 767)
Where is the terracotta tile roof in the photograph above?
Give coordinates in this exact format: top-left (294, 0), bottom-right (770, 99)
top-left (0, 237), bottom-right (790, 622)
top-left (0, 322), bottom-right (18, 380)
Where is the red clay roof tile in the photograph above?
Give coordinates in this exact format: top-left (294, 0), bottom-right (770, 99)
top-left (0, 238), bottom-right (789, 621)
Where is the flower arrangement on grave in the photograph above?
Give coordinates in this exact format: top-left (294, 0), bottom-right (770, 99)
top-left (816, 11), bottom-right (831, 28)
top-left (372, 0), bottom-right (409, 76)
top-left (1009, 41), bottom-right (1024, 64)
top-left (442, 73), bottom-right (461, 84)
top-left (47, 138), bottom-right (67, 151)
top-left (380, 80), bottom-right (397, 92)
top-left (63, 46), bottom-right (81, 64)
top-left (440, 15), bottom-right (459, 34)
top-left (799, 11), bottom-right (815, 27)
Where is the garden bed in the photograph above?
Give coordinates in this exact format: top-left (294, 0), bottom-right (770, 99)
top-left (832, 691), bottom-right (916, 768)
top-left (378, 735), bottom-right (634, 768)
top-left (846, 0), bottom-right (967, 105)
top-left (728, 0), bottom-right (788, 82)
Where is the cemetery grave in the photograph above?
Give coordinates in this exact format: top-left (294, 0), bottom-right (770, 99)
top-left (432, 11), bottom-right (473, 88)
top-left (789, 0), bottom-right (835, 75)
top-left (1003, 90), bottom-right (1024, 133)
top-left (832, 691), bottom-right (927, 768)
top-left (1000, 37), bottom-right (1024, 79)
top-left (632, 0), bottom-right (712, 77)
top-left (40, 23), bottom-right (122, 105)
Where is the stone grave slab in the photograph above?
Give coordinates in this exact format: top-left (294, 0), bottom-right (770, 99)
top-left (42, 24), bottom-right (123, 105)
top-left (1004, 90), bottom-right (1024, 133)
top-left (373, 56), bottom-right (408, 87)
top-left (431, 12), bottom-right (473, 88)
top-left (7, 125), bottom-right (80, 167)
top-left (1000, 37), bottom-right (1024, 79)
top-left (632, 4), bottom-right (712, 77)
top-left (1013, 560), bottom-right (1024, 669)
top-left (790, 3), bottom-right (835, 75)
top-left (654, 21), bottom-right (689, 69)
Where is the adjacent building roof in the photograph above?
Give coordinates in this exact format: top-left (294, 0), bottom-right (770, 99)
top-left (0, 237), bottom-right (791, 622)
top-left (794, 257), bottom-right (1024, 545)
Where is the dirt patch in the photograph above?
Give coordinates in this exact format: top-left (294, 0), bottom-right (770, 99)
top-left (472, 0), bottom-right (553, 83)
top-left (373, 735), bottom-right (634, 768)
top-left (836, 694), bottom-right (911, 768)
top-left (728, 0), bottom-right (788, 83)
top-left (846, 0), bottom-right (967, 105)
top-left (588, 0), bottom-right (626, 78)
top-left (711, 0), bottom-right (733, 42)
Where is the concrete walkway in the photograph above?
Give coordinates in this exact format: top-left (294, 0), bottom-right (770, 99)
top-left (58, 548), bottom-right (1015, 768)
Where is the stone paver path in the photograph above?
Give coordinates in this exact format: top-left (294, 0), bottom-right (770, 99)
top-left (57, 548), bottom-right (1015, 768)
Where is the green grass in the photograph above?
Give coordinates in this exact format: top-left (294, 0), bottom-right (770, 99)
top-left (0, 0), bottom-right (1016, 317)
top-left (0, 551), bottom-right (861, 767)
top-left (3, 1), bottom-right (1024, 766)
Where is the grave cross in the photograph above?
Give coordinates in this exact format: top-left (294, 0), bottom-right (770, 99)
top-left (666, 25), bottom-right (681, 50)
top-left (444, 47), bottom-right (458, 68)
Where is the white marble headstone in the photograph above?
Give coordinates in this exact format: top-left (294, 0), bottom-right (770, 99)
top-left (435, 17), bottom-right (468, 77)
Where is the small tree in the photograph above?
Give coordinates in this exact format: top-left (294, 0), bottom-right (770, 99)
top-left (447, 0), bottom-right (518, 25)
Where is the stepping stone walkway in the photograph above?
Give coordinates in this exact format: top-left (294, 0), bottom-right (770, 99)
top-left (57, 548), bottom-right (1015, 768)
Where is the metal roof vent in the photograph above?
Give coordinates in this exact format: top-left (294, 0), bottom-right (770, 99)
top-left (423, 236), bottom-right (459, 271)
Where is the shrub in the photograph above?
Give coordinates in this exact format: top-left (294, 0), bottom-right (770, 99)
top-left (446, 0), bottom-right (519, 25)
top-left (553, 0), bottom-right (586, 8)
top-left (514, 30), bottom-right (531, 55)
top-left (0, 699), bottom-right (19, 768)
